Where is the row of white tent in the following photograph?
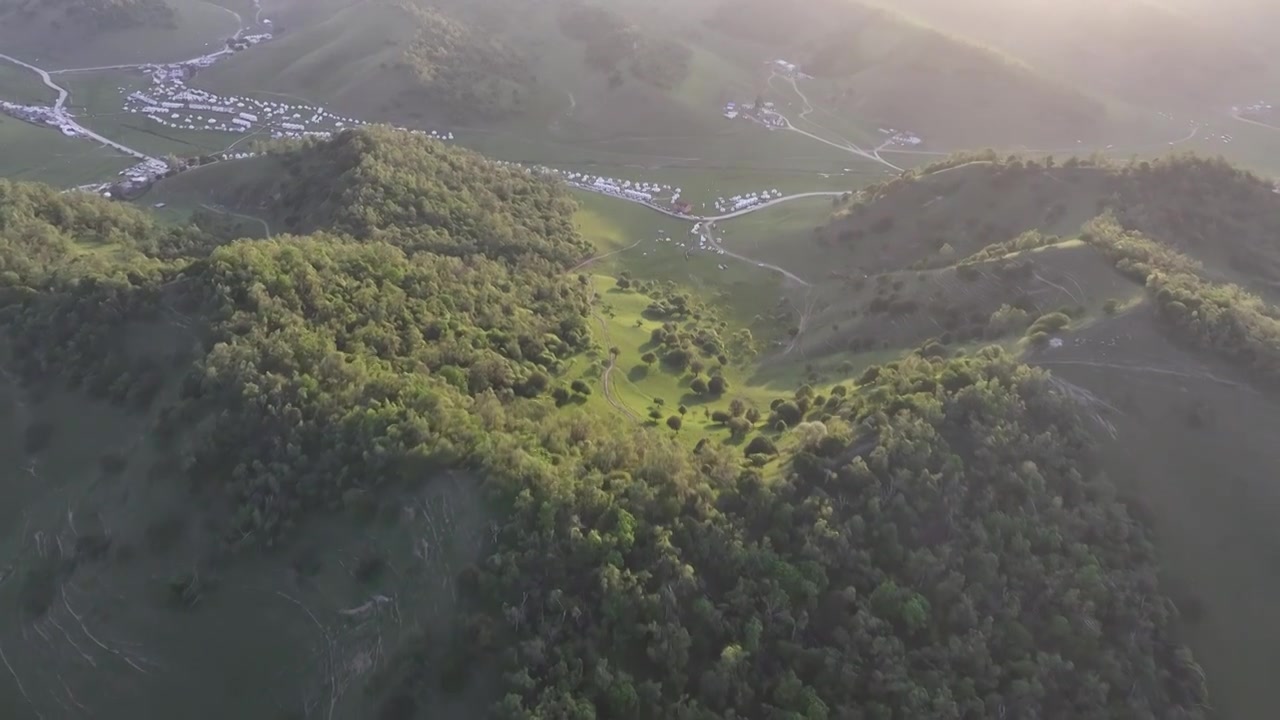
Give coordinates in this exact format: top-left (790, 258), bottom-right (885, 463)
top-left (713, 189), bottom-right (783, 212)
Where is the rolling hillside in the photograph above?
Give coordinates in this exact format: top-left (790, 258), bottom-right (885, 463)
top-left (889, 0), bottom-right (1276, 111)
top-left (710, 153), bottom-right (1280, 718)
top-left (1, 128), bottom-right (1234, 719)
top-left (201, 0), bottom-right (546, 126)
top-left (701, 0), bottom-right (1128, 148)
top-left (0, 0), bottom-right (241, 68)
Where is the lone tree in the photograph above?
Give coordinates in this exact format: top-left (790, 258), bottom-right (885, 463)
top-left (745, 435), bottom-right (778, 456)
top-left (570, 379), bottom-right (591, 395)
top-left (666, 415), bottom-right (683, 432)
top-left (690, 377), bottom-right (709, 395)
top-left (641, 351), bottom-right (657, 366)
top-left (708, 375), bottom-right (729, 396)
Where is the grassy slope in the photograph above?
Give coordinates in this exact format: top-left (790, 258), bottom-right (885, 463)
top-left (0, 0), bottom-right (242, 69)
top-left (0, 221), bottom-right (492, 717)
top-left (889, 0), bottom-right (1277, 111)
top-left (200, 0), bottom-right (419, 120)
top-left (1034, 304), bottom-right (1280, 720)
top-left (62, 70), bottom-right (244, 158)
top-left (0, 357), bottom-right (490, 719)
top-left (200, 0), bottom-right (886, 185)
top-left (0, 61), bottom-right (55, 105)
top-left (694, 159), bottom-right (1280, 718)
top-left (130, 155), bottom-right (281, 227)
top-left (701, 0), bottom-right (1132, 149)
top-left (0, 115), bottom-right (134, 186)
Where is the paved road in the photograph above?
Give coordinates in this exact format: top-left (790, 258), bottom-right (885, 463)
top-left (0, 1), bottom-right (256, 161)
top-left (0, 53), bottom-right (68, 110)
top-left (1232, 112), bottom-right (1280, 133)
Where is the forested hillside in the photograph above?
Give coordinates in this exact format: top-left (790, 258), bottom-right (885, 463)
top-left (0, 131), bottom-right (1212, 717)
top-left (201, 128), bottom-right (591, 265)
top-left (398, 1), bottom-right (536, 120)
top-left (704, 0), bottom-right (1116, 147)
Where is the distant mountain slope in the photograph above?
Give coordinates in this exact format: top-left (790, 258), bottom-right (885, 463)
top-left (703, 0), bottom-right (1122, 148)
top-left (0, 0), bottom-right (238, 68)
top-left (0, 0), bottom-right (175, 30)
top-left (888, 0), bottom-right (1275, 110)
top-left (201, 0), bottom-right (540, 123)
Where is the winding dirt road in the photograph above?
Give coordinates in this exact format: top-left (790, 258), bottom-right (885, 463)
top-left (0, 53), bottom-right (154, 160)
top-left (700, 228), bottom-right (812, 286)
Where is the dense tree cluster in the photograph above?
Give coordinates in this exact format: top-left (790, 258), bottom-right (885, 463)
top-left (257, 127), bottom-right (592, 267)
top-left (473, 349), bottom-right (1208, 718)
top-left (179, 236), bottom-right (593, 538)
top-left (2, 131), bottom-right (596, 542)
top-left (397, 1), bottom-right (535, 120)
top-left (0, 132), bottom-right (1211, 718)
top-left (1086, 215), bottom-right (1280, 387)
top-left (1106, 155), bottom-right (1280, 296)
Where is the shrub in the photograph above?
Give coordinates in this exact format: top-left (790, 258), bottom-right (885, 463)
top-left (744, 435), bottom-right (778, 456)
top-left (986, 304), bottom-right (1032, 339)
top-left (707, 375), bottom-right (728, 395)
top-left (773, 401), bottom-right (802, 426)
top-left (1027, 312), bottom-right (1071, 336)
top-left (570, 379), bottom-right (591, 395)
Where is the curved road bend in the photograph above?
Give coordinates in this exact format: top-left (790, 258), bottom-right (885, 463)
top-left (0, 53), bottom-right (69, 109)
top-left (0, 53), bottom-right (153, 160)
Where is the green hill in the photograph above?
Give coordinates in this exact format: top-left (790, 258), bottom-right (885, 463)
top-left (761, 153), bottom-right (1280, 366)
top-left (889, 0), bottom-right (1276, 111)
top-left (0, 0), bottom-right (241, 68)
top-left (0, 129), bottom-right (1219, 718)
top-left (706, 153), bottom-right (1280, 718)
top-left (702, 0), bottom-right (1126, 148)
top-left (200, 0), bottom-right (542, 125)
